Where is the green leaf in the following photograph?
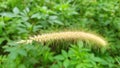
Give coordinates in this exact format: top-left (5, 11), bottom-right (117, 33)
top-left (61, 50), bottom-right (68, 58)
top-left (54, 55), bottom-right (65, 60)
top-left (77, 41), bottom-right (83, 48)
top-left (63, 59), bottom-right (70, 68)
top-left (0, 21), bottom-right (5, 27)
top-left (33, 25), bottom-right (42, 32)
top-left (31, 13), bottom-right (41, 19)
top-left (54, 20), bottom-right (63, 25)
top-left (18, 64), bottom-right (26, 68)
top-left (8, 52), bottom-right (18, 60)
top-left (0, 12), bottom-right (16, 17)
top-left (18, 49), bottom-right (27, 57)
top-left (49, 16), bottom-right (57, 20)
top-left (13, 7), bottom-right (20, 14)
top-left (0, 38), bottom-right (5, 44)
top-left (76, 64), bottom-right (82, 68)
top-left (93, 57), bottom-right (108, 65)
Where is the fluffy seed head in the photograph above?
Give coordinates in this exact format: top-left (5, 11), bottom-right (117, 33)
top-left (17, 31), bottom-right (107, 47)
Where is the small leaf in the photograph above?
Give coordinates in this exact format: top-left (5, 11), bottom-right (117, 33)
top-left (17, 27), bottom-right (28, 34)
top-left (33, 25), bottom-right (42, 32)
top-left (21, 16), bottom-right (29, 21)
top-left (62, 50), bottom-right (68, 58)
top-left (18, 49), bottom-right (27, 57)
top-left (76, 64), bottom-right (82, 68)
top-left (23, 7), bottom-right (30, 13)
top-left (18, 64), bottom-right (26, 68)
top-left (31, 13), bottom-right (41, 19)
top-left (0, 12), bottom-right (16, 17)
top-left (0, 21), bottom-right (4, 34)
top-left (63, 59), bottom-right (70, 68)
top-left (54, 55), bottom-right (64, 60)
top-left (25, 7), bottom-right (30, 12)
top-left (8, 52), bottom-right (18, 60)
top-left (77, 41), bottom-right (83, 48)
top-left (0, 21), bottom-right (5, 27)
top-left (54, 20), bottom-right (63, 25)
top-left (0, 38), bottom-right (5, 44)
top-left (49, 16), bottom-right (57, 20)
top-left (93, 57), bottom-right (108, 65)
top-left (13, 7), bottom-right (20, 14)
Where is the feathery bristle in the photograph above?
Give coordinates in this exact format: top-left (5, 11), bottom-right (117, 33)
top-left (17, 31), bottom-right (107, 47)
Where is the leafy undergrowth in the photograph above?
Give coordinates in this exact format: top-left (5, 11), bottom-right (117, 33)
top-left (0, 41), bottom-right (119, 68)
top-left (0, 0), bottom-right (120, 68)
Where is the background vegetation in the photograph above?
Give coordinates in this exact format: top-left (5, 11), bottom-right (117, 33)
top-left (0, 0), bottom-right (120, 68)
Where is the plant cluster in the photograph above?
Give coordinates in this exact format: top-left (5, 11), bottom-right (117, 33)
top-left (0, 0), bottom-right (120, 68)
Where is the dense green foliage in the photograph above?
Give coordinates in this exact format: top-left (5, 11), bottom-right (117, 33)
top-left (0, 0), bottom-right (120, 68)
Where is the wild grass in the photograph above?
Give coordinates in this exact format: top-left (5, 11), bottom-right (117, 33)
top-left (17, 31), bottom-right (107, 47)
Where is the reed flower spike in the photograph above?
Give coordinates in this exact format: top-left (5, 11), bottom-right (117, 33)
top-left (17, 31), bottom-right (107, 47)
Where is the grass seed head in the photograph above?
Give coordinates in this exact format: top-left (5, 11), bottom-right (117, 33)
top-left (17, 31), bottom-right (107, 47)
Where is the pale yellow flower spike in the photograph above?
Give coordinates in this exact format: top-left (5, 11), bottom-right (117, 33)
top-left (17, 31), bottom-right (107, 47)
